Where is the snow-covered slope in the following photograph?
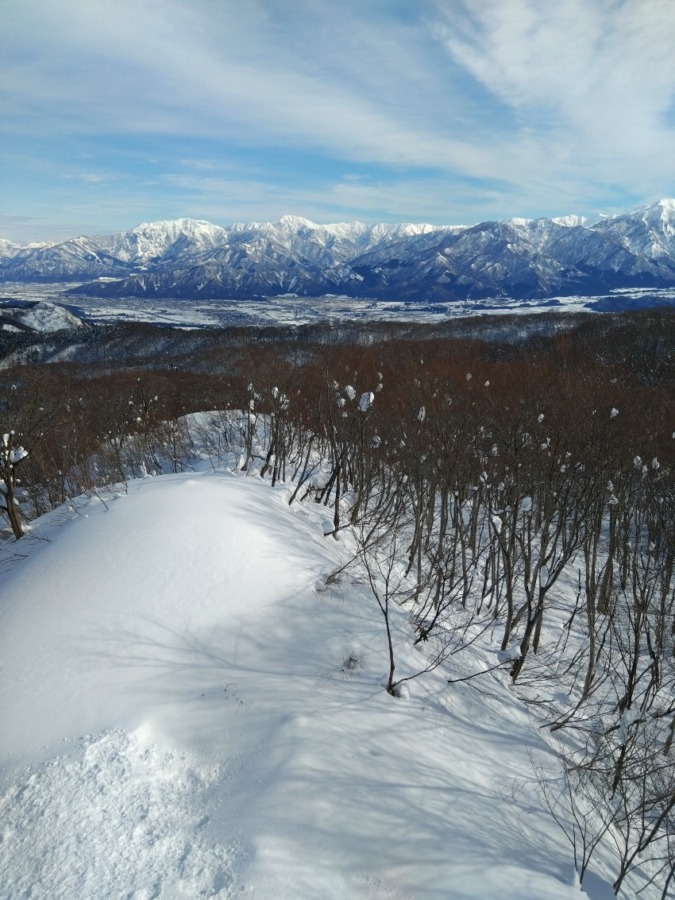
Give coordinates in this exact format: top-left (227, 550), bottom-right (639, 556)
top-left (2, 201), bottom-right (675, 301)
top-left (593, 198), bottom-right (675, 261)
top-left (0, 300), bottom-right (86, 333)
top-left (96, 218), bottom-right (230, 265)
top-left (0, 467), bottom-right (605, 899)
top-left (0, 237), bottom-right (132, 281)
top-left (0, 240), bottom-right (22, 259)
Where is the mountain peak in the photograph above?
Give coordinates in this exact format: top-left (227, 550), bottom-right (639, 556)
top-left (619, 198), bottom-right (675, 223)
top-left (652, 198), bottom-right (675, 222)
top-left (131, 218), bottom-right (226, 236)
top-left (275, 215), bottom-right (317, 231)
top-left (4, 202), bottom-right (675, 303)
top-left (551, 215), bottom-right (587, 227)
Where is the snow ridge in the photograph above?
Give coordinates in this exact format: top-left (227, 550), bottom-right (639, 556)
top-left (0, 468), bottom-right (594, 900)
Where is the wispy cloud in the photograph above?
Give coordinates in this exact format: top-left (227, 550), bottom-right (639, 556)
top-left (2, 0), bottom-right (674, 240)
top-left (3, 1), bottom-right (481, 170)
top-left (62, 173), bottom-right (110, 184)
top-left (433, 0), bottom-right (675, 182)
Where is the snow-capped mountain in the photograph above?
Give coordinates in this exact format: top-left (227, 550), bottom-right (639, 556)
top-left (0, 239), bottom-right (22, 259)
top-left (592, 198), bottom-right (675, 262)
top-left (2, 201), bottom-right (675, 301)
top-left (0, 236), bottom-right (133, 281)
top-left (96, 218), bottom-right (230, 266)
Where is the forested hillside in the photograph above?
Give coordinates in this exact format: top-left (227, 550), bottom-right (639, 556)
top-left (2, 309), bottom-right (674, 896)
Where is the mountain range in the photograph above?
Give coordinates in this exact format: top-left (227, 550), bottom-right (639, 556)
top-left (2, 200), bottom-right (675, 302)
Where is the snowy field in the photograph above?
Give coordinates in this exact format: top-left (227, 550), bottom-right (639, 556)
top-left (2, 282), bottom-right (675, 329)
top-left (0, 465), bottom-right (624, 899)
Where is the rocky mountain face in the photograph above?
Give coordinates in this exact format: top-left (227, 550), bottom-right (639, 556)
top-left (2, 201), bottom-right (675, 301)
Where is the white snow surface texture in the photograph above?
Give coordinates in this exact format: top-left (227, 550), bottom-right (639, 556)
top-left (0, 469), bottom-right (598, 899)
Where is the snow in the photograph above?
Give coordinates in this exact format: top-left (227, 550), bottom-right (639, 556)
top-left (551, 216), bottom-right (587, 228)
top-left (276, 215), bottom-right (316, 231)
top-left (358, 391), bottom-right (374, 413)
top-left (2, 281), bottom-right (675, 331)
top-left (3, 199), bottom-right (675, 312)
top-left (0, 465), bottom-right (612, 898)
top-left (0, 301), bottom-right (85, 333)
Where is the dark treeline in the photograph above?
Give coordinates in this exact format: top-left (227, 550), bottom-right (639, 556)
top-left (2, 305), bottom-right (674, 376)
top-left (1, 308), bottom-right (674, 895)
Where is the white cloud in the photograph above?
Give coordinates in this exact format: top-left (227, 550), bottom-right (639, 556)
top-left (0, 1), bottom-right (519, 174)
top-left (433, 0), bottom-right (675, 180)
top-left (62, 173), bottom-right (109, 184)
top-left (2, 0), bottom-right (675, 236)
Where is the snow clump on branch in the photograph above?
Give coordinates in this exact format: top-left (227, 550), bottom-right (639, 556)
top-left (358, 392), bottom-right (374, 413)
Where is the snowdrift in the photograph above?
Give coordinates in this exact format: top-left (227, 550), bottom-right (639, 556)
top-left (0, 470), bottom-right (609, 898)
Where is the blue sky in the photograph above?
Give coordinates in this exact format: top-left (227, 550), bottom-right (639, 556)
top-left (2, 0), bottom-right (675, 242)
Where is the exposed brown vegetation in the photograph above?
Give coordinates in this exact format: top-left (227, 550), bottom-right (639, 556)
top-left (1, 308), bottom-right (673, 894)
